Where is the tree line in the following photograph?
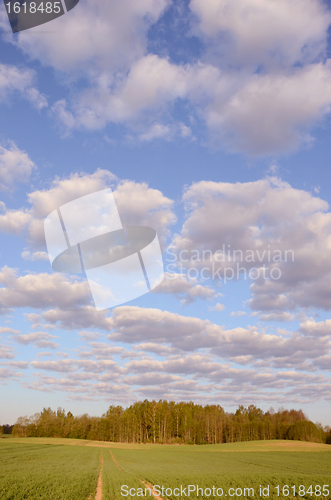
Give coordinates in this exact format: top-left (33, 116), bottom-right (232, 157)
top-left (7, 400), bottom-right (331, 444)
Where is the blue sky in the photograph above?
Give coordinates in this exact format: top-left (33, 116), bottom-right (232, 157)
top-left (1, 0), bottom-right (331, 426)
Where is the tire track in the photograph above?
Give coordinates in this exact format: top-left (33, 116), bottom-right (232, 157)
top-left (109, 449), bottom-right (122, 470)
top-left (95, 453), bottom-right (104, 500)
top-left (141, 481), bottom-right (168, 500)
top-left (109, 450), bottom-right (166, 500)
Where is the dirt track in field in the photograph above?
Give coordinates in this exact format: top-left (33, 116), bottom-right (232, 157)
top-left (109, 449), bottom-right (167, 500)
top-left (141, 481), bottom-right (167, 500)
top-left (95, 454), bottom-right (103, 500)
top-left (109, 449), bottom-right (122, 470)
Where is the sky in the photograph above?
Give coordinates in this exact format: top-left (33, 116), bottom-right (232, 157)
top-left (1, 0), bottom-right (331, 426)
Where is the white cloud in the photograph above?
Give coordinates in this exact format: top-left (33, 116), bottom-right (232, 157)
top-left (108, 305), bottom-right (218, 349)
top-left (0, 169), bottom-right (175, 249)
top-left (202, 62), bottom-right (331, 155)
top-left (153, 272), bottom-right (216, 303)
top-left (38, 306), bottom-right (113, 331)
top-left (51, 54), bottom-right (190, 131)
top-left (31, 358), bottom-right (120, 374)
top-left (259, 312), bottom-right (295, 322)
top-left (138, 123), bottom-right (175, 142)
top-left (50, 55), bottom-right (331, 155)
top-left (0, 63), bottom-right (47, 109)
top-left (14, 0), bottom-right (170, 73)
top-left (77, 342), bottom-right (124, 360)
top-left (209, 302), bottom-right (225, 311)
top-left (0, 267), bottom-right (91, 312)
top-left (15, 305), bottom-right (331, 405)
top-left (190, 0), bottom-right (331, 67)
top-left (0, 346), bottom-right (15, 359)
top-left (77, 331), bottom-right (104, 342)
top-left (230, 311), bottom-right (247, 317)
top-left (5, 361), bottom-right (28, 369)
top-left (173, 177), bottom-right (331, 313)
top-left (31, 359), bottom-right (77, 373)
top-left (36, 352), bottom-right (53, 358)
top-left (112, 179), bottom-right (175, 244)
top-left (0, 206), bottom-right (31, 235)
top-left (0, 327), bottom-right (21, 334)
top-left (136, 122), bottom-right (193, 142)
top-left (299, 318), bottom-right (331, 337)
top-left (24, 313), bottom-right (56, 331)
top-left (28, 169), bottom-right (116, 219)
top-left (106, 305), bottom-right (331, 370)
top-left (0, 141), bottom-right (35, 191)
top-left (21, 250), bottom-right (49, 261)
top-left (5, 0), bottom-right (331, 154)
top-left (13, 331), bottom-right (59, 350)
top-left (0, 367), bottom-right (24, 381)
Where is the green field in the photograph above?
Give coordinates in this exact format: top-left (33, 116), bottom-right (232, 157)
top-left (0, 438), bottom-right (330, 500)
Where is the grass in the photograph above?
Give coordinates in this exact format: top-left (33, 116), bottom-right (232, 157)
top-left (0, 439), bottom-right (330, 499)
top-left (110, 442), bottom-right (331, 500)
top-left (0, 441), bottom-right (100, 499)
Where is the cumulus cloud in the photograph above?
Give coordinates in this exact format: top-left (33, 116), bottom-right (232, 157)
top-left (68, 51), bottom-right (331, 155)
top-left (31, 358), bottom-right (120, 374)
top-left (0, 141), bottom-right (35, 191)
top-left (209, 303), bottom-right (225, 312)
top-left (172, 177), bottom-right (331, 313)
top-left (5, 361), bottom-right (28, 369)
top-left (51, 54), bottom-right (190, 131)
top-left (0, 63), bottom-right (47, 109)
top-left (0, 267), bottom-right (91, 313)
top-left (13, 331), bottom-right (59, 350)
top-left (24, 313), bottom-right (56, 331)
top-left (190, 0), bottom-right (331, 68)
top-left (0, 367), bottom-right (24, 381)
top-left (153, 272), bottom-right (216, 303)
top-left (137, 122), bottom-right (194, 142)
top-left (28, 169), bottom-right (116, 220)
top-left (202, 62), bottom-right (331, 155)
top-left (10, 0), bottom-right (331, 154)
top-left (36, 306), bottom-right (113, 331)
top-left (0, 206), bottom-right (31, 235)
top-left (13, 0), bottom-right (170, 73)
top-left (0, 169), bottom-right (175, 249)
top-left (5, 175), bottom-right (330, 316)
top-left (23, 329), bottom-right (331, 406)
top-left (0, 327), bottom-right (21, 334)
top-left (299, 318), bottom-right (331, 337)
top-left (77, 342), bottom-right (123, 360)
top-left (107, 305), bottom-right (218, 349)
top-left (112, 179), bottom-right (175, 243)
top-left (50, 54), bottom-right (331, 155)
top-left (31, 359), bottom-right (77, 373)
top-left (0, 346), bottom-right (15, 359)
top-left (188, 0), bottom-right (331, 154)
top-left (106, 305), bottom-right (331, 371)
top-left (259, 312), bottom-right (296, 322)
top-left (230, 311), bottom-right (247, 317)
top-left (15, 170), bottom-right (116, 247)
top-left (36, 352), bottom-right (53, 358)
top-left (21, 250), bottom-right (49, 262)
top-left (77, 331), bottom-right (104, 342)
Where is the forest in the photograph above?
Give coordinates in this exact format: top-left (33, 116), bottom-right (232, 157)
top-left (7, 400), bottom-right (331, 445)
